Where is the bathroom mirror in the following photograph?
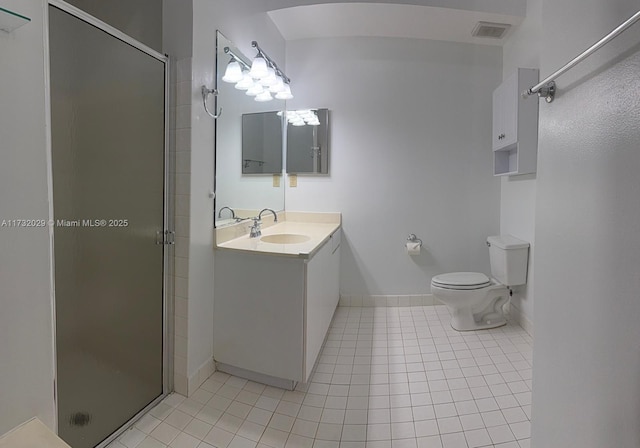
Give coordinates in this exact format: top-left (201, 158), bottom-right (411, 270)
top-left (242, 111), bottom-right (283, 174)
top-left (214, 31), bottom-right (286, 227)
top-left (286, 108), bottom-right (330, 174)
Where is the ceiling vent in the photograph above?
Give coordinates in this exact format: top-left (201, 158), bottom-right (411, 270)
top-left (471, 21), bottom-right (511, 39)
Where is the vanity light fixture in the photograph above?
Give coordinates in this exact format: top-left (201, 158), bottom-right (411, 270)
top-left (221, 47), bottom-right (251, 85)
top-left (286, 109), bottom-right (320, 126)
top-left (269, 76), bottom-right (285, 93)
top-left (245, 83), bottom-right (264, 96)
top-left (250, 41), bottom-right (293, 101)
top-left (261, 68), bottom-right (278, 87)
top-left (234, 71), bottom-right (253, 90)
top-left (222, 59), bottom-right (243, 83)
top-left (219, 41), bottom-right (293, 103)
top-left (249, 54), bottom-right (269, 79)
top-left (275, 82), bottom-right (293, 100)
top-left (255, 90), bottom-right (274, 102)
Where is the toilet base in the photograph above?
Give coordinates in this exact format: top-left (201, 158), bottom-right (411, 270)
top-left (450, 306), bottom-right (507, 331)
top-left (432, 280), bottom-right (510, 332)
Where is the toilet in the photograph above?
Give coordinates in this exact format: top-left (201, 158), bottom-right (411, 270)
top-left (431, 235), bottom-right (530, 331)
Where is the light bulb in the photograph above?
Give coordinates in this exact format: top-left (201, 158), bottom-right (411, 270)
top-left (249, 55), bottom-right (269, 79)
top-left (234, 71), bottom-right (253, 90)
top-left (275, 83), bottom-right (293, 100)
top-left (222, 60), bottom-right (243, 83)
top-left (261, 68), bottom-right (278, 86)
top-left (246, 83), bottom-right (264, 96)
top-left (300, 110), bottom-right (314, 121)
top-left (255, 90), bottom-right (273, 102)
top-left (269, 76), bottom-right (285, 93)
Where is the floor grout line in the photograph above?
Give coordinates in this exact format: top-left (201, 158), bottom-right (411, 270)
top-left (110, 305), bottom-right (532, 448)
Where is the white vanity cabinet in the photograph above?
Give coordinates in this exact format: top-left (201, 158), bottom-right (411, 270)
top-left (214, 228), bottom-right (341, 388)
top-left (492, 68), bottom-right (539, 176)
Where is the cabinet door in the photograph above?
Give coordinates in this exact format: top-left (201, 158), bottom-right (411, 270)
top-left (304, 230), bottom-right (341, 381)
top-left (492, 72), bottom-right (519, 151)
top-left (492, 83), bottom-right (504, 151)
top-left (500, 72), bottom-right (519, 148)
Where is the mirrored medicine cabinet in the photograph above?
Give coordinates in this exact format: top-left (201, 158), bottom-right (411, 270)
top-left (286, 108), bottom-right (329, 175)
top-left (214, 31), bottom-right (330, 228)
top-left (241, 108), bottom-right (330, 175)
top-left (241, 111), bottom-right (283, 174)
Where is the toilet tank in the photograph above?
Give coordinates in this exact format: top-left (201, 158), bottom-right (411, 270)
top-left (487, 235), bottom-right (530, 286)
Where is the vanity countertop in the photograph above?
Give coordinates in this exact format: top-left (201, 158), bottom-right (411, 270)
top-left (215, 212), bottom-right (341, 259)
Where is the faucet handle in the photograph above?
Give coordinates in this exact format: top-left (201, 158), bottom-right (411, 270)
top-left (249, 217), bottom-right (262, 238)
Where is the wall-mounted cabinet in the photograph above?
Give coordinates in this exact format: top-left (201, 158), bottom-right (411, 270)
top-left (492, 68), bottom-right (539, 176)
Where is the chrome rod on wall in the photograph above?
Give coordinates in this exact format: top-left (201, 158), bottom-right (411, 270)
top-left (526, 9), bottom-right (640, 103)
top-left (224, 46), bottom-right (251, 70)
top-left (252, 40), bottom-right (291, 84)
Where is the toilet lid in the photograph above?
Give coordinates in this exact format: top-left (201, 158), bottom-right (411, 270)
top-left (431, 272), bottom-right (491, 289)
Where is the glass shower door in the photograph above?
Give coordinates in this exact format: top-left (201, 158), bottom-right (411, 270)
top-left (49, 6), bottom-right (167, 448)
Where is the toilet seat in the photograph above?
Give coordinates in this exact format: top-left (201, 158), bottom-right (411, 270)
top-left (431, 272), bottom-right (491, 290)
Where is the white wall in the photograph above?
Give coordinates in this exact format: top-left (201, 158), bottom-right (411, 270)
top-left (499, 0), bottom-right (542, 332)
top-left (163, 0), bottom-right (192, 60)
top-left (531, 0), bottom-right (640, 446)
top-left (0, 0), bottom-right (56, 435)
top-left (285, 37), bottom-right (503, 296)
top-left (189, 0), bottom-right (286, 385)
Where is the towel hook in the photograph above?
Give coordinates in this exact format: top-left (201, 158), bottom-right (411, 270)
top-left (201, 85), bottom-right (222, 119)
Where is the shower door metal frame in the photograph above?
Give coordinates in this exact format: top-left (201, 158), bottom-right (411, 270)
top-left (46, 1), bottom-right (173, 446)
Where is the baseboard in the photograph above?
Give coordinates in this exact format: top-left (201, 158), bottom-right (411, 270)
top-left (339, 294), bottom-right (436, 307)
top-left (216, 362), bottom-right (296, 391)
top-left (188, 357), bottom-right (215, 396)
top-left (174, 373), bottom-right (188, 396)
top-left (507, 303), bottom-right (534, 337)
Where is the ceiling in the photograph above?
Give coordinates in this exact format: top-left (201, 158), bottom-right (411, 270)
top-left (267, 2), bottom-right (524, 46)
top-left (263, 0), bottom-right (527, 17)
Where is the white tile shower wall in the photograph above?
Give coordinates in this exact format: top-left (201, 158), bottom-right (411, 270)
top-left (173, 57), bottom-right (192, 396)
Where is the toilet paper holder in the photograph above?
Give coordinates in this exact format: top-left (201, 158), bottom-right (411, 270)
top-left (406, 234), bottom-right (423, 247)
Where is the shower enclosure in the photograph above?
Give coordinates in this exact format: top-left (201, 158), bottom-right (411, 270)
top-left (49, 3), bottom-right (171, 447)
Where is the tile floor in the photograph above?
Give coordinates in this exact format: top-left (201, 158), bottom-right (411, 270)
top-left (108, 306), bottom-right (533, 448)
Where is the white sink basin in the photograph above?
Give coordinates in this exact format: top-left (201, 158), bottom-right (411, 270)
top-left (261, 233), bottom-right (311, 244)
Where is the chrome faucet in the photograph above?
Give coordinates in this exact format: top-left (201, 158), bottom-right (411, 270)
top-left (249, 209), bottom-right (278, 238)
top-left (258, 208), bottom-right (278, 222)
top-left (217, 206), bottom-right (236, 219)
top-left (249, 217), bottom-right (262, 238)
